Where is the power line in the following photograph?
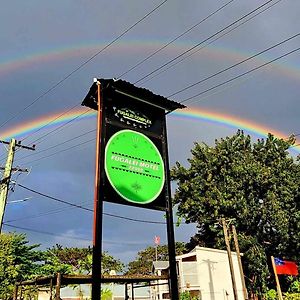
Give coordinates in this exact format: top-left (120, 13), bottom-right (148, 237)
top-left (181, 46), bottom-right (300, 104)
top-left (3, 223), bottom-right (150, 245)
top-left (168, 32), bottom-right (300, 98)
top-left (15, 128), bottom-right (96, 164)
top-left (28, 108), bottom-right (92, 146)
top-left (23, 137), bottom-right (95, 166)
top-left (17, 182), bottom-right (93, 212)
top-left (133, 0), bottom-right (275, 85)
top-left (117, 0), bottom-right (235, 79)
top-left (0, 1), bottom-right (283, 166)
top-left (5, 201), bottom-right (92, 223)
top-left (3, 223), bottom-right (91, 241)
top-left (1, 104), bottom-right (85, 162)
top-left (15, 183), bottom-right (166, 224)
top-left (0, 107), bottom-right (92, 165)
top-left (141, 0), bottom-right (282, 86)
top-left (0, 0), bottom-right (167, 131)
top-left (22, 103), bottom-right (81, 143)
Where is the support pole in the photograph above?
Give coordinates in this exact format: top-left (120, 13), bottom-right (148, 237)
top-left (92, 81), bottom-right (104, 300)
top-left (271, 256), bottom-right (283, 300)
top-left (222, 218), bottom-right (238, 300)
top-left (231, 225), bottom-right (248, 300)
top-left (49, 278), bottom-right (53, 300)
top-left (55, 273), bottom-right (61, 300)
top-left (162, 119), bottom-right (179, 300)
top-left (131, 283), bottom-right (134, 300)
top-left (125, 283), bottom-right (129, 300)
top-left (19, 286), bottom-right (23, 300)
top-left (13, 284), bottom-right (18, 300)
top-left (0, 139), bottom-right (16, 231)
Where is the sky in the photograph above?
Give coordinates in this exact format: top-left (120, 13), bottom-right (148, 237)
top-left (1, 0), bottom-right (300, 265)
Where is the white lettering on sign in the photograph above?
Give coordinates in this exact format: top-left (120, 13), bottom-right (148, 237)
top-left (139, 162), bottom-right (159, 170)
top-left (111, 154), bottom-right (160, 171)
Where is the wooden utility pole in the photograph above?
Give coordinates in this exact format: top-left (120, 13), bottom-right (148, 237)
top-left (222, 218), bottom-right (238, 300)
top-left (0, 139), bottom-right (35, 231)
top-left (271, 256), bottom-right (283, 300)
top-left (231, 224), bottom-right (248, 300)
top-left (92, 81), bottom-right (104, 300)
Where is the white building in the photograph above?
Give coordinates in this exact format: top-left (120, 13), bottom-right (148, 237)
top-left (152, 246), bottom-right (246, 300)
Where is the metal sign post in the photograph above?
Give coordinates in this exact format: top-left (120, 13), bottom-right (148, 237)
top-left (82, 79), bottom-right (185, 300)
top-left (91, 81), bottom-right (105, 300)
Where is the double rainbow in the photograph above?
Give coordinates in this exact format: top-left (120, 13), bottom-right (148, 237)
top-left (1, 107), bottom-right (299, 154)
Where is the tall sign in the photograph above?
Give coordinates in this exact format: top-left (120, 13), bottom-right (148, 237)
top-left (82, 78), bottom-right (185, 300)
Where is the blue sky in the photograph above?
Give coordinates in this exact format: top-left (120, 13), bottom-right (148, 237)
top-left (1, 0), bottom-right (300, 264)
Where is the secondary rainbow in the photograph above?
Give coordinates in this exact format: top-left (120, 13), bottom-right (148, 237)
top-left (1, 107), bottom-right (299, 154)
top-left (1, 41), bottom-right (300, 81)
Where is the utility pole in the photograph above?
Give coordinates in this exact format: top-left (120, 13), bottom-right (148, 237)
top-left (222, 218), bottom-right (238, 300)
top-left (231, 224), bottom-right (248, 300)
top-left (0, 139), bottom-right (35, 231)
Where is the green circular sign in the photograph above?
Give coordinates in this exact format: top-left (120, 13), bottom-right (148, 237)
top-left (105, 129), bottom-right (165, 204)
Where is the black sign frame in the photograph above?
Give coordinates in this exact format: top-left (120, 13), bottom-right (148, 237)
top-left (82, 78), bottom-right (185, 300)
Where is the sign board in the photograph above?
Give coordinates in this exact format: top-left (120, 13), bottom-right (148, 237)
top-left (82, 79), bottom-right (185, 211)
top-left (82, 78), bottom-right (185, 300)
top-left (105, 129), bottom-right (165, 205)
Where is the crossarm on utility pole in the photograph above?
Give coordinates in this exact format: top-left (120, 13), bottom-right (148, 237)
top-left (0, 139), bottom-right (16, 231)
top-left (0, 139), bottom-right (35, 232)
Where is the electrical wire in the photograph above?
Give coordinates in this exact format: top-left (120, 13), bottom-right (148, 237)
top-left (3, 223), bottom-right (150, 245)
top-left (5, 201), bottom-right (92, 223)
top-left (15, 183), bottom-right (166, 224)
top-left (168, 32), bottom-right (300, 98)
top-left (133, 0), bottom-right (275, 85)
top-left (15, 128), bottom-right (96, 164)
top-left (141, 0), bottom-right (282, 88)
top-left (21, 103), bottom-right (81, 143)
top-left (23, 137), bottom-right (95, 166)
top-left (28, 108), bottom-right (92, 146)
top-left (0, 107), bottom-right (92, 165)
top-left (181, 46), bottom-right (300, 104)
top-left (140, 0), bottom-right (282, 86)
top-left (117, 0), bottom-right (235, 79)
top-left (0, 0), bottom-right (168, 131)
top-left (3, 223), bottom-right (91, 241)
top-left (0, 0), bottom-right (275, 163)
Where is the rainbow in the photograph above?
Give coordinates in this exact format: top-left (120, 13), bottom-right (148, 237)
top-left (1, 106), bottom-right (299, 154)
top-left (1, 41), bottom-right (300, 82)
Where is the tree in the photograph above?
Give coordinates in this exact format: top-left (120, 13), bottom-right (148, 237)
top-left (0, 232), bottom-right (42, 299)
top-left (171, 131), bottom-right (300, 295)
top-left (40, 244), bottom-right (92, 275)
top-left (40, 245), bottom-right (124, 275)
top-left (126, 242), bottom-right (186, 275)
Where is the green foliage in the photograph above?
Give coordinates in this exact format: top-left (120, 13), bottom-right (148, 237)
top-left (265, 289), bottom-right (278, 300)
top-left (101, 252), bottom-right (124, 275)
top-left (288, 278), bottom-right (300, 293)
top-left (284, 293), bottom-right (300, 300)
top-left (39, 244), bottom-right (92, 275)
top-left (171, 131), bottom-right (300, 295)
top-left (0, 233), bottom-right (42, 300)
top-left (126, 242), bottom-right (186, 275)
top-left (0, 233), bottom-right (124, 299)
top-left (101, 288), bottom-right (112, 300)
top-left (39, 245), bottom-right (123, 276)
top-left (180, 291), bottom-right (200, 300)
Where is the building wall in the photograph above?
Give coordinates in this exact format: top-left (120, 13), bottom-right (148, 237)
top-left (177, 247), bottom-right (245, 300)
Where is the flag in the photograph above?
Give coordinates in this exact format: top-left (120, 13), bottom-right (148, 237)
top-left (274, 257), bottom-right (298, 276)
top-left (154, 235), bottom-right (160, 245)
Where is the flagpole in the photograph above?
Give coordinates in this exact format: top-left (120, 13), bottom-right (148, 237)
top-left (271, 256), bottom-right (283, 300)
